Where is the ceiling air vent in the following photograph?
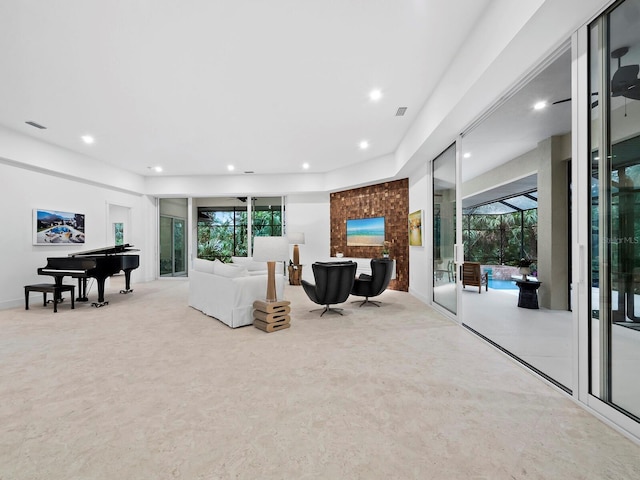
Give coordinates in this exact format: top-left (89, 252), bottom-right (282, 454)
top-left (25, 120), bottom-right (47, 129)
top-left (244, 171), bottom-right (255, 174)
top-left (395, 107), bottom-right (408, 117)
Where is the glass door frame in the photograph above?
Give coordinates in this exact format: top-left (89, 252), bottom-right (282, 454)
top-left (159, 214), bottom-right (187, 277)
top-left (430, 142), bottom-right (462, 321)
top-left (574, 5), bottom-right (640, 440)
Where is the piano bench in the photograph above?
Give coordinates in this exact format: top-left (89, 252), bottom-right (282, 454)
top-left (24, 284), bottom-right (75, 313)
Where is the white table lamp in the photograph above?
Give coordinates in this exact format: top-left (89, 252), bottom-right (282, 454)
top-left (288, 232), bottom-right (305, 265)
top-left (253, 236), bottom-right (289, 302)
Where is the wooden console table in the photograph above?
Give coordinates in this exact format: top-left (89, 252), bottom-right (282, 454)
top-left (253, 300), bottom-right (291, 332)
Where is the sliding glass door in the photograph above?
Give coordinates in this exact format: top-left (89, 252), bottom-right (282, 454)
top-left (159, 198), bottom-right (188, 277)
top-left (433, 144), bottom-right (457, 314)
top-left (589, 0), bottom-right (640, 420)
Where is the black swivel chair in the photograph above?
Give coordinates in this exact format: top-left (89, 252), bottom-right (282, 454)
top-left (351, 258), bottom-right (394, 307)
top-left (301, 261), bottom-right (357, 316)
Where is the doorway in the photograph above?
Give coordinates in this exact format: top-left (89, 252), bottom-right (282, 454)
top-left (159, 198), bottom-right (188, 277)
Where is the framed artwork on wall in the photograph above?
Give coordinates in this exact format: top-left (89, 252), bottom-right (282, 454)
top-left (409, 210), bottom-right (423, 246)
top-left (346, 216), bottom-right (385, 246)
top-left (114, 222), bottom-right (124, 246)
top-left (33, 208), bottom-right (85, 245)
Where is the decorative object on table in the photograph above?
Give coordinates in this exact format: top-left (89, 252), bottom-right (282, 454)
top-left (381, 240), bottom-right (391, 258)
top-left (336, 252), bottom-right (344, 258)
top-left (518, 258), bottom-right (534, 280)
top-left (288, 261), bottom-right (303, 286)
top-left (408, 210), bottom-right (423, 246)
top-left (253, 236), bottom-right (289, 302)
top-left (288, 232), bottom-right (305, 265)
top-left (346, 216), bottom-right (385, 246)
top-left (351, 258), bottom-right (394, 307)
top-left (253, 300), bottom-right (291, 332)
top-left (301, 261), bottom-right (357, 316)
top-left (33, 208), bottom-right (85, 245)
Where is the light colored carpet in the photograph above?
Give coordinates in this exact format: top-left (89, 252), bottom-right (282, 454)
top-left (1, 278), bottom-right (639, 479)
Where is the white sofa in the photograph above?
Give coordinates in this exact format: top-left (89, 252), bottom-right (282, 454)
top-left (188, 258), bottom-right (285, 328)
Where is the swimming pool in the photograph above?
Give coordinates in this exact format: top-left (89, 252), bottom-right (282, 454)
top-left (488, 279), bottom-right (519, 290)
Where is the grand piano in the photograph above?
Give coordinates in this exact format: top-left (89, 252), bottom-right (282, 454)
top-left (38, 244), bottom-right (140, 307)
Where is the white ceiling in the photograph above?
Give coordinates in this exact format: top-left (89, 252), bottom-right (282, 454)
top-left (0, 0), bottom-right (493, 177)
top-left (460, 48), bottom-right (572, 182)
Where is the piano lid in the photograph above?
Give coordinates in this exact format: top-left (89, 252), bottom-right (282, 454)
top-left (68, 244), bottom-right (140, 257)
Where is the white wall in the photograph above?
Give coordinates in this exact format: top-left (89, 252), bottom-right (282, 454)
top-left (0, 161), bottom-right (154, 309)
top-left (286, 193), bottom-right (330, 283)
top-left (408, 164), bottom-right (431, 305)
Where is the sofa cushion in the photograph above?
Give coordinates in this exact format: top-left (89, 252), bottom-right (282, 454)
top-left (213, 261), bottom-right (249, 278)
top-left (193, 258), bottom-right (216, 274)
top-left (231, 256), bottom-right (266, 272)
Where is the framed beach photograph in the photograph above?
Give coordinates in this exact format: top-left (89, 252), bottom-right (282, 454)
top-left (346, 216), bottom-right (385, 246)
top-left (33, 209), bottom-right (85, 245)
top-left (408, 210), bottom-right (423, 246)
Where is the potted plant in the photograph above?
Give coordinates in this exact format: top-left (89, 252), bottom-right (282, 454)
top-left (382, 241), bottom-right (391, 258)
top-left (518, 258), bottom-right (534, 280)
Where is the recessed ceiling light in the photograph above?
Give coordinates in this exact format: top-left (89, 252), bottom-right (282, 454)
top-left (533, 101), bottom-right (547, 110)
top-left (302, 163), bottom-right (310, 170)
top-left (369, 89), bottom-right (382, 102)
top-left (359, 140), bottom-right (369, 150)
top-left (81, 135), bottom-right (94, 144)
top-left (154, 166), bottom-right (163, 173)
top-left (463, 152), bottom-right (471, 159)
top-left (227, 165), bottom-right (235, 171)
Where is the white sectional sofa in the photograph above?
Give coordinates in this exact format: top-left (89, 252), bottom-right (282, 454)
top-left (188, 258), bottom-right (285, 328)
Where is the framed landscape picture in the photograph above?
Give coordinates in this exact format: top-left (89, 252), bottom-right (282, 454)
top-left (346, 216), bottom-right (385, 246)
top-left (409, 210), bottom-right (423, 246)
top-left (33, 209), bottom-right (85, 245)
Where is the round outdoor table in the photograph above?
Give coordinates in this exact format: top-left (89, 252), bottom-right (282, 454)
top-left (515, 280), bottom-right (542, 309)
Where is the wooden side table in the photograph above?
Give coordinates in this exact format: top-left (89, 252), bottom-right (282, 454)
top-left (287, 264), bottom-right (303, 285)
top-left (253, 300), bottom-right (291, 332)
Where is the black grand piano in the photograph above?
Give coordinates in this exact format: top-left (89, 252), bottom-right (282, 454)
top-left (38, 244), bottom-right (140, 307)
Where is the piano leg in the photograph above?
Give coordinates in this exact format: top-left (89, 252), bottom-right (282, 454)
top-left (76, 278), bottom-right (89, 302)
top-left (50, 276), bottom-right (65, 305)
top-left (120, 269), bottom-right (134, 294)
top-left (91, 277), bottom-right (109, 308)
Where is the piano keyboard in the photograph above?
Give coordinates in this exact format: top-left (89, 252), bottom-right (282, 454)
top-left (40, 268), bottom-right (88, 275)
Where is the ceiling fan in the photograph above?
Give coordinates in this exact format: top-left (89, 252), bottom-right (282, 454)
top-left (552, 45), bottom-right (640, 106)
top-left (610, 46), bottom-right (640, 100)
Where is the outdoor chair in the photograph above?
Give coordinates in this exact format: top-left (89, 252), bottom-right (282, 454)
top-left (461, 262), bottom-right (488, 293)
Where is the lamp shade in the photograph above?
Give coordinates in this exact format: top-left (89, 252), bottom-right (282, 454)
top-left (288, 232), bottom-right (305, 245)
top-left (253, 236), bottom-right (289, 262)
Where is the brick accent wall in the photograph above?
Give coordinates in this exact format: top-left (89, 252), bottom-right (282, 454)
top-left (330, 179), bottom-right (409, 291)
